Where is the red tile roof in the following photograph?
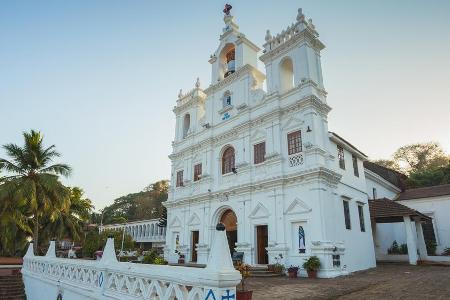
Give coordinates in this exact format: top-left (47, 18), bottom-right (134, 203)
top-left (396, 184), bottom-right (450, 201)
top-left (369, 198), bottom-right (430, 222)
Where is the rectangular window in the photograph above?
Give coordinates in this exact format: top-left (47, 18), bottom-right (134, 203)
top-left (176, 170), bottom-right (184, 187)
top-left (287, 130), bottom-right (302, 155)
top-left (254, 142), bottom-right (266, 164)
top-left (338, 145), bottom-right (345, 170)
top-left (352, 155), bottom-right (359, 177)
top-left (193, 163), bottom-right (202, 181)
top-left (343, 200), bottom-right (351, 230)
top-left (372, 187), bottom-right (377, 199)
top-left (358, 205), bottom-right (366, 232)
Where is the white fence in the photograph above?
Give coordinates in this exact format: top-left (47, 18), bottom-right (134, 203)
top-left (22, 224), bottom-right (241, 300)
top-left (99, 219), bottom-right (166, 244)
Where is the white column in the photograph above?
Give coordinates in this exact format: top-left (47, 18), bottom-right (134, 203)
top-left (415, 220), bottom-right (428, 260)
top-left (403, 216), bottom-right (418, 265)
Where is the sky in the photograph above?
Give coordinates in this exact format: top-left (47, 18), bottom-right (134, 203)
top-left (1, 0), bottom-right (449, 210)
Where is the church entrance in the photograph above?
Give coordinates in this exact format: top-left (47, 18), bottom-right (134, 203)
top-left (220, 209), bottom-right (238, 256)
top-left (256, 225), bottom-right (268, 264)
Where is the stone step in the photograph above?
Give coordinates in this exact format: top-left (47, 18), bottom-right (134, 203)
top-left (0, 274), bottom-right (26, 300)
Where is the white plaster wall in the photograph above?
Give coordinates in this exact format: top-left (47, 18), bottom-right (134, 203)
top-left (375, 223), bottom-right (407, 256)
top-left (398, 196), bottom-right (450, 254)
top-left (365, 172), bottom-right (399, 200)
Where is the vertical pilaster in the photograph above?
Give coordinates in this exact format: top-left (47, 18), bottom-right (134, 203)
top-left (403, 216), bottom-right (418, 265)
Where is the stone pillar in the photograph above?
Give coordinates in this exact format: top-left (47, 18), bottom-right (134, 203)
top-left (403, 216), bottom-right (418, 265)
top-left (415, 219), bottom-right (428, 260)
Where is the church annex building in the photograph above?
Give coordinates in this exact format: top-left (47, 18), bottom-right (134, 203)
top-left (162, 7), bottom-right (431, 278)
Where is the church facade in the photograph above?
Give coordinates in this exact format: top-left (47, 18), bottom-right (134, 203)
top-left (163, 8), bottom-right (384, 278)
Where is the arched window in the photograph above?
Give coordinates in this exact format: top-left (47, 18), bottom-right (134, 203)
top-left (222, 146), bottom-right (235, 174)
top-left (220, 43), bottom-right (236, 79)
top-left (183, 114), bottom-right (190, 138)
top-left (223, 91), bottom-right (232, 107)
top-left (280, 57), bottom-right (294, 92)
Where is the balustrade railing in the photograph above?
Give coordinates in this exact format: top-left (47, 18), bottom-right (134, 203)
top-left (22, 224), bottom-right (240, 300)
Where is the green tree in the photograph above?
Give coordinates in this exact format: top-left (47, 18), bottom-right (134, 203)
top-left (41, 187), bottom-right (94, 243)
top-left (406, 163), bottom-right (450, 188)
top-left (0, 180), bottom-right (31, 256)
top-left (0, 130), bottom-right (71, 253)
top-left (393, 142), bottom-right (449, 174)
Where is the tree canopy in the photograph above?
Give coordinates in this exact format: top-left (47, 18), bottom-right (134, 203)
top-left (98, 180), bottom-right (168, 225)
top-left (373, 142), bottom-right (450, 189)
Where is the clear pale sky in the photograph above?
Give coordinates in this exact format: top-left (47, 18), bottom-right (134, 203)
top-left (1, 1), bottom-right (449, 210)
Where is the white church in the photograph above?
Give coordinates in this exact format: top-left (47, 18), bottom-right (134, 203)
top-left (163, 7), bottom-right (432, 277)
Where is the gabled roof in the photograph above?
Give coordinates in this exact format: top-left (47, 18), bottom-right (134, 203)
top-left (329, 132), bottom-right (367, 159)
top-left (396, 184), bottom-right (450, 201)
top-left (364, 161), bottom-right (406, 190)
top-left (368, 198), bottom-right (430, 223)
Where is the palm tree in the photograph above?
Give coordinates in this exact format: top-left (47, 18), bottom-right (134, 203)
top-left (41, 187), bottom-right (94, 243)
top-left (0, 130), bottom-right (71, 253)
top-left (0, 179), bottom-right (32, 256)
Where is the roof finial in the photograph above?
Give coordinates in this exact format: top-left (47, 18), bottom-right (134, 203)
top-left (178, 89), bottom-right (183, 99)
top-left (297, 8), bottom-right (305, 22)
top-left (265, 30), bottom-right (272, 42)
top-left (223, 4), bottom-right (232, 16)
top-left (195, 77), bottom-right (201, 88)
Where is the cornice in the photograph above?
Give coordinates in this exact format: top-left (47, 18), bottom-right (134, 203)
top-left (260, 28), bottom-right (324, 63)
top-left (170, 94), bottom-right (331, 160)
top-left (164, 167), bottom-right (342, 208)
top-left (204, 64), bottom-right (265, 94)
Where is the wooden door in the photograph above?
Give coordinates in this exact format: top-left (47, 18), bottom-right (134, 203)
top-left (256, 225), bottom-right (268, 264)
top-left (191, 231), bottom-right (199, 262)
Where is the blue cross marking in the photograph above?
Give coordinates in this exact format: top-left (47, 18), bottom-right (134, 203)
top-left (222, 289), bottom-right (235, 300)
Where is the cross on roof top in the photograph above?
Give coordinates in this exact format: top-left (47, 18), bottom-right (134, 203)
top-left (223, 4), bottom-right (232, 16)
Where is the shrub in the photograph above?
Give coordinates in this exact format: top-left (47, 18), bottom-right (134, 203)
top-left (153, 256), bottom-right (167, 265)
top-left (399, 243), bottom-right (408, 254)
top-left (302, 256), bottom-right (321, 272)
top-left (426, 240), bottom-right (437, 256)
top-left (443, 247), bottom-right (450, 256)
top-left (142, 250), bottom-right (158, 264)
top-left (82, 231), bottom-right (100, 258)
top-left (388, 240), bottom-right (400, 254)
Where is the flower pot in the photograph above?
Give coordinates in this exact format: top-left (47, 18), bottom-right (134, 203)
top-left (267, 264), bottom-right (275, 272)
top-left (307, 270), bottom-right (318, 279)
top-left (178, 257), bottom-right (185, 264)
top-left (288, 271), bottom-right (298, 278)
top-left (237, 290), bottom-right (253, 300)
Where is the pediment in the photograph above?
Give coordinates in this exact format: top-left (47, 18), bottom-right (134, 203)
top-left (169, 216), bottom-right (182, 228)
top-left (284, 198), bottom-right (312, 215)
top-left (251, 128), bottom-right (266, 142)
top-left (249, 202), bottom-right (270, 219)
top-left (282, 115), bottom-right (304, 131)
top-left (187, 213), bottom-right (201, 226)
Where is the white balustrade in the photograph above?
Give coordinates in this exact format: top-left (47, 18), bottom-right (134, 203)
top-left (22, 224), bottom-right (241, 300)
top-left (99, 219), bottom-right (166, 243)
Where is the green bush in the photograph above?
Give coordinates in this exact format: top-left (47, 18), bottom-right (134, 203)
top-left (82, 231), bottom-right (100, 258)
top-left (399, 243), bottom-right (408, 254)
top-left (142, 250), bottom-right (158, 264)
top-left (153, 256), bottom-right (167, 265)
top-left (443, 247), bottom-right (450, 256)
top-left (302, 256), bottom-right (321, 272)
top-left (426, 240), bottom-right (437, 256)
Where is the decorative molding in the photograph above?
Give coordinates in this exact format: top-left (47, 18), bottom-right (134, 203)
top-left (248, 202), bottom-right (270, 219)
top-left (284, 198), bottom-right (312, 215)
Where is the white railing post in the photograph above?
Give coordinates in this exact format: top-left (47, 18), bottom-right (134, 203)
top-left (45, 240), bottom-right (56, 258)
top-left (201, 223), bottom-right (241, 300)
top-left (24, 242), bottom-right (35, 258)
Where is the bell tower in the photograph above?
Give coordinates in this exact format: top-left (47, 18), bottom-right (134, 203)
top-left (260, 8), bottom-right (326, 97)
top-left (208, 4), bottom-right (260, 84)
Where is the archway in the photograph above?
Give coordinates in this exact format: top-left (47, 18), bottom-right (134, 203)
top-left (220, 209), bottom-right (238, 255)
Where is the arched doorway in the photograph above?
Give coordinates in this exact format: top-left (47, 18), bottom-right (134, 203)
top-left (220, 209), bottom-right (238, 255)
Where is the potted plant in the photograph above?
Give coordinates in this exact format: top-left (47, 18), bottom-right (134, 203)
top-left (287, 265), bottom-right (299, 278)
top-left (175, 249), bottom-right (185, 264)
top-left (273, 263), bottom-right (285, 274)
top-left (236, 262), bottom-right (252, 300)
top-left (267, 264), bottom-right (275, 272)
top-left (302, 256), bottom-right (321, 279)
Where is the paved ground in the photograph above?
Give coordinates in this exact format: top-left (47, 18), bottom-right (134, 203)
top-left (247, 263), bottom-right (450, 300)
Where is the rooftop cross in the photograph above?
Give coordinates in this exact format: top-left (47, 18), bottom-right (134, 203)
top-left (223, 4), bottom-right (232, 16)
